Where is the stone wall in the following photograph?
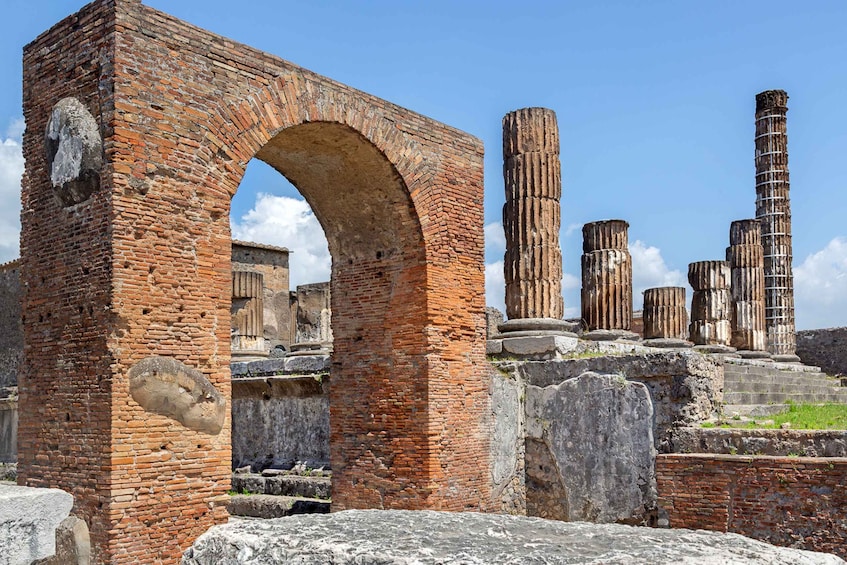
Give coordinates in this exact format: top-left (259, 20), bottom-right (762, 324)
top-left (231, 357), bottom-right (330, 471)
top-left (498, 351), bottom-right (723, 452)
top-left (0, 261), bottom-right (21, 388)
top-left (293, 282), bottom-right (332, 345)
top-left (657, 454), bottom-right (847, 559)
top-left (797, 327), bottom-right (847, 376)
top-left (0, 389), bottom-right (16, 463)
top-left (232, 241), bottom-right (291, 351)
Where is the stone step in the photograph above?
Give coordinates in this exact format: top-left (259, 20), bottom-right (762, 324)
top-left (723, 371), bottom-right (839, 388)
top-left (231, 472), bottom-right (331, 500)
top-left (723, 391), bottom-right (847, 405)
top-left (722, 404), bottom-right (790, 417)
top-left (227, 494), bottom-right (330, 519)
top-left (724, 381), bottom-right (847, 394)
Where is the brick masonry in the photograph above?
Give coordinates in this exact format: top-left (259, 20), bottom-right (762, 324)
top-left (657, 454), bottom-right (847, 559)
top-left (20, 1), bottom-right (491, 563)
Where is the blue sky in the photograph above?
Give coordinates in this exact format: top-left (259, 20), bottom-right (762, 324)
top-left (1, 1), bottom-right (846, 329)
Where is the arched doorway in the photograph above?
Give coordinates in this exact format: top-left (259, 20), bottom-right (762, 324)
top-left (20, 2), bottom-right (491, 561)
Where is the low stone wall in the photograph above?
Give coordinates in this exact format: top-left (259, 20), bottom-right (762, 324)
top-left (497, 351), bottom-right (723, 452)
top-left (672, 427), bottom-right (847, 457)
top-left (797, 327), bottom-right (847, 376)
top-left (656, 454), bottom-right (847, 559)
top-left (232, 356), bottom-right (330, 471)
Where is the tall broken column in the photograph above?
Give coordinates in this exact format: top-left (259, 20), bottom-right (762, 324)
top-left (726, 219), bottom-right (768, 355)
top-left (502, 107), bottom-right (564, 321)
top-left (642, 286), bottom-right (689, 345)
top-left (755, 89), bottom-right (798, 361)
top-left (581, 220), bottom-right (634, 336)
top-left (688, 261), bottom-right (732, 349)
top-left (499, 107), bottom-right (575, 339)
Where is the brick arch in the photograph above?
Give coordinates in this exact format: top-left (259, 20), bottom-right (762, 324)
top-left (20, 1), bottom-right (491, 562)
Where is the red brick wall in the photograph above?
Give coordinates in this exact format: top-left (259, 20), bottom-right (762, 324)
top-left (657, 454), bottom-right (847, 559)
top-left (21, 0), bottom-right (491, 562)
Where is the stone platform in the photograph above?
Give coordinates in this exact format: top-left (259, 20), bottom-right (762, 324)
top-left (182, 509), bottom-right (844, 564)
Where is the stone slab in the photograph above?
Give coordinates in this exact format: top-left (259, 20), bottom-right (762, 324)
top-left (525, 372), bottom-right (657, 523)
top-left (0, 484), bottom-right (73, 565)
top-left (500, 335), bottom-right (579, 358)
top-left (182, 509), bottom-right (844, 564)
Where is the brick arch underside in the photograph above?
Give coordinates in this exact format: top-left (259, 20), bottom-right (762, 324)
top-left (204, 78), bottom-right (482, 510)
top-left (248, 120), bottom-right (433, 509)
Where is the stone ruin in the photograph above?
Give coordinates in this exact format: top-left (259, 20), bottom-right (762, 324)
top-left (6, 2), bottom-right (847, 564)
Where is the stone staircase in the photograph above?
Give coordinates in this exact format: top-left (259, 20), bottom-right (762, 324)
top-left (229, 468), bottom-right (330, 519)
top-left (723, 359), bottom-right (847, 416)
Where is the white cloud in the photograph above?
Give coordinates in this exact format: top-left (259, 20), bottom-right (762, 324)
top-left (231, 193), bottom-right (331, 289)
top-left (485, 260), bottom-right (506, 315)
top-left (484, 222), bottom-right (505, 257)
top-left (794, 236), bottom-right (847, 330)
top-left (0, 120), bottom-right (24, 264)
top-left (564, 222), bottom-right (582, 237)
top-left (629, 240), bottom-right (685, 310)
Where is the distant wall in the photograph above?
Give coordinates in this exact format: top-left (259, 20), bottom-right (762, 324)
top-left (796, 327), bottom-right (847, 376)
top-left (657, 454), bottom-right (847, 559)
top-left (232, 241), bottom-right (291, 351)
top-left (0, 261), bottom-right (22, 388)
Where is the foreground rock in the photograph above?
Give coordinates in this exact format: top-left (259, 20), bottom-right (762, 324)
top-left (182, 510), bottom-right (843, 564)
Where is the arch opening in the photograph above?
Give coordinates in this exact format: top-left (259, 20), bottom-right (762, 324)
top-left (234, 121), bottom-right (431, 508)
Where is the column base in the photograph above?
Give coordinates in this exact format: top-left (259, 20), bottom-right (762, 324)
top-left (772, 354), bottom-right (801, 363)
top-left (497, 318), bottom-right (580, 336)
top-left (737, 350), bottom-right (772, 360)
top-left (642, 338), bottom-right (692, 349)
top-left (583, 329), bottom-right (641, 342)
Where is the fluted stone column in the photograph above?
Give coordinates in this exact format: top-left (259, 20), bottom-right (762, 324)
top-left (498, 107), bottom-right (576, 344)
top-left (727, 219), bottom-right (768, 356)
top-left (231, 270), bottom-right (265, 355)
top-left (755, 90), bottom-right (798, 361)
top-left (502, 107), bottom-right (564, 320)
top-left (688, 261), bottom-right (733, 350)
top-left (581, 220), bottom-right (635, 339)
top-left (642, 287), bottom-right (689, 347)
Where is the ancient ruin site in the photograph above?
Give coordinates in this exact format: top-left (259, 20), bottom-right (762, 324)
top-left (0, 1), bottom-right (846, 564)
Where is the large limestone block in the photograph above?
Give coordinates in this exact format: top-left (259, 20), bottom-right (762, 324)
top-left (525, 372), bottom-right (657, 523)
top-left (0, 484), bottom-right (73, 565)
top-left (182, 509), bottom-right (844, 564)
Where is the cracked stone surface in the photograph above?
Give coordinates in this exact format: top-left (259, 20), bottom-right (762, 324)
top-left (181, 510), bottom-right (844, 564)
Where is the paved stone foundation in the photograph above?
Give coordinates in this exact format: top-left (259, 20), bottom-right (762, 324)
top-left (182, 509), bottom-right (844, 564)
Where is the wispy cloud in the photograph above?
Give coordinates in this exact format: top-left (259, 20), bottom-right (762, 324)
top-left (0, 119), bottom-right (24, 264)
top-left (231, 193), bottom-right (330, 289)
top-left (794, 236), bottom-right (847, 330)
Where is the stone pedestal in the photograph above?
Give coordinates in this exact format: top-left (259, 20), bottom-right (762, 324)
top-left (688, 261), bottom-right (732, 347)
top-left (502, 107), bottom-right (564, 321)
top-left (755, 90), bottom-right (797, 359)
top-left (726, 219), bottom-right (767, 353)
top-left (581, 220), bottom-right (632, 332)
